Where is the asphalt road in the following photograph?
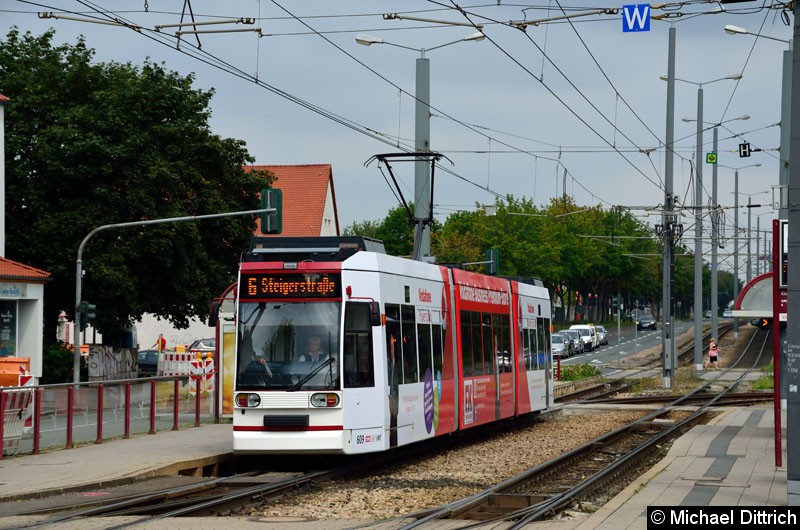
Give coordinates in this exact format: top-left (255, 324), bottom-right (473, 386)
top-left (559, 320), bottom-right (696, 374)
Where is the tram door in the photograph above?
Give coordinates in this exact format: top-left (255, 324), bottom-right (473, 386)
top-left (341, 301), bottom-right (384, 453)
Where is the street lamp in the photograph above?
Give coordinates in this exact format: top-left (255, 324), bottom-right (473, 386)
top-left (663, 72), bottom-right (742, 370)
top-left (356, 31), bottom-right (485, 261)
top-left (720, 163), bottom-right (761, 337)
top-left (724, 24), bottom-right (791, 44)
top-left (681, 114), bottom-right (749, 342)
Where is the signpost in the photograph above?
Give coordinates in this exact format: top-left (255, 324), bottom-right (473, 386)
top-left (622, 4), bottom-right (650, 32)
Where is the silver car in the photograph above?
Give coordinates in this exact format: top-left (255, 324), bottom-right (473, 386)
top-left (551, 333), bottom-right (569, 358)
top-left (595, 325), bottom-right (608, 346)
top-left (561, 329), bottom-right (584, 355)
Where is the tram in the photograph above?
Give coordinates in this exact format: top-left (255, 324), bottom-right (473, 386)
top-left (231, 236), bottom-right (553, 455)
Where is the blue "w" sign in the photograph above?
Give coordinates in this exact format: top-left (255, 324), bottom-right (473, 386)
top-left (622, 4), bottom-right (650, 32)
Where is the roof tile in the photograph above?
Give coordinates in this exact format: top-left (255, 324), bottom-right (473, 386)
top-left (0, 258), bottom-right (50, 281)
top-left (245, 164), bottom-right (338, 236)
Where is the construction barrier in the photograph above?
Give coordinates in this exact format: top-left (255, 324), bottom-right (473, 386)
top-left (158, 351), bottom-right (194, 377)
top-left (2, 388), bottom-right (33, 456)
top-left (188, 354), bottom-right (215, 395)
top-left (0, 358), bottom-right (29, 387)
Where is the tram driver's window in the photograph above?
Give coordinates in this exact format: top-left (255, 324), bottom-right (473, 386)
top-left (344, 302), bottom-right (375, 388)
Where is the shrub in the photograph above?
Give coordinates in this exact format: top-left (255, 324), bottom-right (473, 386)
top-left (40, 341), bottom-right (87, 384)
top-left (560, 364), bottom-right (602, 381)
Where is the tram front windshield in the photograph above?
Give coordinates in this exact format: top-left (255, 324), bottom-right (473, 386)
top-left (236, 301), bottom-right (341, 391)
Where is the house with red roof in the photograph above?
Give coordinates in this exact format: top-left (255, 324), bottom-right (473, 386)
top-left (136, 164), bottom-right (341, 369)
top-left (246, 164), bottom-right (340, 237)
top-left (0, 93), bottom-right (50, 383)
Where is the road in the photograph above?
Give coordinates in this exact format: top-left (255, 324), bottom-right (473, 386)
top-left (559, 320), bottom-right (695, 375)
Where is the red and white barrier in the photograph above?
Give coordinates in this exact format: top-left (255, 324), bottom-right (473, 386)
top-left (2, 387), bottom-right (33, 456)
top-left (158, 351), bottom-right (194, 377)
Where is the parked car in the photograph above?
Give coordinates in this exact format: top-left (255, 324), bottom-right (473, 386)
top-left (561, 329), bottom-right (584, 355)
top-left (637, 314), bottom-right (657, 331)
top-left (137, 349), bottom-right (159, 376)
top-left (569, 324), bottom-right (597, 351)
top-left (188, 338), bottom-right (215, 357)
top-left (595, 325), bottom-right (608, 346)
top-left (705, 310), bottom-right (712, 319)
top-left (723, 309), bottom-right (733, 318)
top-left (551, 333), bottom-right (569, 358)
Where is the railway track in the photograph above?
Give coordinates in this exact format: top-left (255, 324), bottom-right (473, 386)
top-left (586, 391), bottom-right (772, 406)
top-left (4, 325), bottom-right (773, 529)
top-left (370, 323), bottom-right (773, 529)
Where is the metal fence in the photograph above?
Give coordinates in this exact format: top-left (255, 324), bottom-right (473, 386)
top-left (0, 374), bottom-right (219, 458)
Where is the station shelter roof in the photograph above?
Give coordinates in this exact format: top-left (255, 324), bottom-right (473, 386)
top-left (732, 272), bottom-right (772, 318)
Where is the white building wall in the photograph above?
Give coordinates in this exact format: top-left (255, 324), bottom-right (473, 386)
top-left (135, 313), bottom-right (215, 351)
top-left (321, 185), bottom-right (338, 236)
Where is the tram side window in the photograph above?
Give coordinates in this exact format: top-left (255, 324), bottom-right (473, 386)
top-left (460, 311), bottom-right (474, 377)
top-left (481, 314), bottom-right (493, 375)
top-left (521, 328), bottom-right (532, 370)
top-left (530, 327), bottom-right (540, 370)
top-left (417, 322), bottom-right (433, 381)
top-left (386, 304), bottom-right (402, 387)
top-left (432, 321), bottom-right (443, 379)
top-left (537, 317), bottom-right (549, 369)
top-left (401, 304), bottom-right (418, 383)
top-left (493, 314), bottom-right (511, 373)
top-left (343, 302), bottom-right (374, 388)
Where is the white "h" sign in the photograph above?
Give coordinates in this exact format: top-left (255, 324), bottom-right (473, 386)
top-left (739, 143), bottom-right (751, 158)
top-left (622, 4), bottom-right (650, 32)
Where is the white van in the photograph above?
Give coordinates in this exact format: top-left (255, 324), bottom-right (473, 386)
top-left (569, 324), bottom-right (597, 351)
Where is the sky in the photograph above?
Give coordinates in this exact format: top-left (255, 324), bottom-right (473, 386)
top-left (1, 1), bottom-right (792, 275)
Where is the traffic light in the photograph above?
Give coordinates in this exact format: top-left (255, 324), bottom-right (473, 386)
top-left (486, 249), bottom-right (499, 275)
top-left (757, 317), bottom-right (771, 330)
top-left (77, 301), bottom-right (97, 332)
top-left (260, 188), bottom-right (282, 234)
top-left (86, 303), bottom-right (96, 323)
top-left (612, 294), bottom-right (620, 312)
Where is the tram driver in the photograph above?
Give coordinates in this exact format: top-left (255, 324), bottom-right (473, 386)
top-left (296, 335), bottom-right (328, 364)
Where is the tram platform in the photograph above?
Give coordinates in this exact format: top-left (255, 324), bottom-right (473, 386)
top-left (0, 403), bottom-right (786, 530)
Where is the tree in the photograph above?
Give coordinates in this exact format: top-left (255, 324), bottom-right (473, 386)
top-left (343, 204), bottom-right (416, 257)
top-left (1, 28), bottom-right (271, 342)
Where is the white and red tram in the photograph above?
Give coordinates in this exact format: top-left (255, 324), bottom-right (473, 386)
top-left (232, 237), bottom-right (553, 454)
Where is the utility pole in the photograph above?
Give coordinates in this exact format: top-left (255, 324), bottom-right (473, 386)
top-left (661, 25), bottom-right (676, 389)
top-left (786, 0), bottom-right (800, 504)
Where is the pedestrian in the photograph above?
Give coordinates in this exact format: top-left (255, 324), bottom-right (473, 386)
top-left (704, 338), bottom-right (719, 369)
top-left (152, 333), bottom-right (167, 353)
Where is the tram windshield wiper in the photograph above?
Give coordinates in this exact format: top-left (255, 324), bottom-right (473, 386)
top-left (287, 357), bottom-right (335, 392)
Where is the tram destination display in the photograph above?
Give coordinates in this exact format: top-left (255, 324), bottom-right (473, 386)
top-left (240, 273), bottom-right (341, 299)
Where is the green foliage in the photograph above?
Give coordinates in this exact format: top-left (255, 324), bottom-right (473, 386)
top-left (40, 341), bottom-right (86, 384)
top-left (1, 28), bottom-right (271, 342)
top-left (559, 363), bottom-right (602, 381)
top-left (429, 196), bottom-right (664, 324)
top-left (753, 361), bottom-right (774, 390)
top-left (752, 376), bottom-right (774, 391)
top-left (343, 204), bottom-right (416, 256)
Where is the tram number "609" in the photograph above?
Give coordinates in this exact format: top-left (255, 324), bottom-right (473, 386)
top-left (355, 433), bottom-right (380, 444)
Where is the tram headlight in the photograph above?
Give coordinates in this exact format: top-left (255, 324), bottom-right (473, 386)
top-left (310, 393), bottom-right (340, 408)
top-left (235, 393), bottom-right (261, 408)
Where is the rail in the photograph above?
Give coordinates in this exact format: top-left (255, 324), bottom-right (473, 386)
top-left (0, 374), bottom-right (219, 459)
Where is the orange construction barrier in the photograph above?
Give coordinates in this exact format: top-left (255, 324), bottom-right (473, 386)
top-left (0, 358), bottom-right (29, 387)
